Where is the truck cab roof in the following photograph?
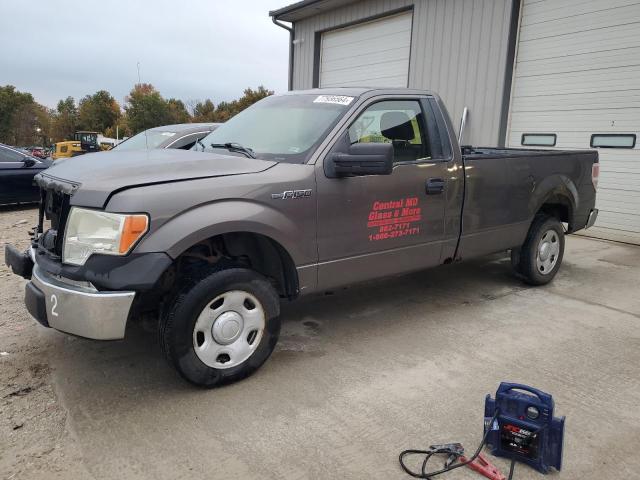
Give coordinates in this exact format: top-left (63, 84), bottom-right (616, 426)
top-left (281, 87), bottom-right (437, 99)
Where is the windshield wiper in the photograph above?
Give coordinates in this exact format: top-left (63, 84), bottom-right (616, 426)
top-left (196, 138), bottom-right (206, 151)
top-left (210, 142), bottom-right (256, 159)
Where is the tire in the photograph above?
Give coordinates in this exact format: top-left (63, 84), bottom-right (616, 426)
top-left (160, 267), bottom-right (281, 388)
top-left (510, 248), bottom-right (522, 274)
top-left (513, 215), bottom-right (565, 286)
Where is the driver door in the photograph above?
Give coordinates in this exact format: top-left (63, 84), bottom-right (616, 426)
top-left (0, 146), bottom-right (39, 203)
top-left (315, 97), bottom-right (450, 290)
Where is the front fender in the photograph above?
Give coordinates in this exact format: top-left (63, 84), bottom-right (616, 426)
top-left (135, 200), bottom-right (315, 266)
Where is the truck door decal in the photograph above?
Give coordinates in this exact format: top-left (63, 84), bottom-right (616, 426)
top-left (367, 197), bottom-right (421, 241)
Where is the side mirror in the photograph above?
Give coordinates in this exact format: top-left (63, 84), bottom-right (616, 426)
top-left (22, 157), bottom-right (36, 167)
top-left (328, 142), bottom-right (394, 177)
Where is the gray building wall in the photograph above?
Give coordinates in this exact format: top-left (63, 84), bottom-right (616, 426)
top-left (289, 0), bottom-right (514, 146)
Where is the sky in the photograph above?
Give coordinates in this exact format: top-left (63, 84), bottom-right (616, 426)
top-left (0, 0), bottom-right (290, 109)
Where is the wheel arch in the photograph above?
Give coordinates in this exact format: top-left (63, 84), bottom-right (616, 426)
top-left (530, 175), bottom-right (578, 231)
top-left (145, 209), bottom-right (307, 301)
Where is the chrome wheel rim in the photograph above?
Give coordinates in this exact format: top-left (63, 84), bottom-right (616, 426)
top-left (193, 290), bottom-right (265, 369)
top-left (536, 230), bottom-right (560, 275)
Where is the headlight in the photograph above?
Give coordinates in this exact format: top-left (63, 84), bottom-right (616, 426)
top-left (62, 207), bottom-right (149, 266)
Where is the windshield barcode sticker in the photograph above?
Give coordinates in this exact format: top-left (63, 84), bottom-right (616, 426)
top-left (313, 95), bottom-right (354, 105)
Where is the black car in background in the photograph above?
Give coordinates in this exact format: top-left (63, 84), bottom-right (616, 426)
top-left (111, 123), bottom-right (220, 151)
top-left (0, 144), bottom-right (51, 205)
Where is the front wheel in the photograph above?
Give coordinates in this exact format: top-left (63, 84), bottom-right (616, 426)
top-left (160, 268), bottom-right (281, 387)
top-left (513, 215), bottom-right (565, 286)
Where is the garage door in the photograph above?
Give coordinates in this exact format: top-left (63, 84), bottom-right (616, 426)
top-left (319, 11), bottom-right (412, 88)
top-left (507, 0), bottom-right (640, 244)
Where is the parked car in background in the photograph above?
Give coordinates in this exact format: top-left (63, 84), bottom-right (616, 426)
top-left (112, 123), bottom-right (220, 151)
top-left (28, 146), bottom-right (49, 159)
top-left (0, 144), bottom-right (51, 205)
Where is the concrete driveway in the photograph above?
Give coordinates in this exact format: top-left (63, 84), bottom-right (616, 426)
top-left (2, 208), bottom-right (639, 479)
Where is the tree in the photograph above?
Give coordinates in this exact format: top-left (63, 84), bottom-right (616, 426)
top-left (0, 83), bottom-right (275, 144)
top-left (0, 85), bottom-right (37, 145)
top-left (235, 86), bottom-right (273, 112)
top-left (53, 97), bottom-right (78, 141)
top-left (78, 90), bottom-right (121, 133)
top-left (104, 119), bottom-right (131, 140)
top-left (34, 104), bottom-right (54, 146)
top-left (167, 98), bottom-right (190, 124)
top-left (192, 99), bottom-right (216, 122)
top-left (124, 83), bottom-right (172, 134)
top-left (191, 86), bottom-right (273, 123)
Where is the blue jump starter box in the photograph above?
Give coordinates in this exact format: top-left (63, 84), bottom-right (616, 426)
top-left (484, 383), bottom-right (565, 474)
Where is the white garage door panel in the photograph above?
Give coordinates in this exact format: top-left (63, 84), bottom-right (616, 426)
top-left (509, 0), bottom-right (640, 244)
top-left (321, 19), bottom-right (410, 49)
top-left (600, 162), bottom-right (640, 175)
top-left (522, 0), bottom-right (639, 25)
top-left (320, 46), bottom-right (408, 71)
top-left (320, 12), bottom-right (412, 88)
top-left (510, 109), bottom-right (640, 130)
top-left (511, 91), bottom-right (640, 112)
top-left (598, 171), bottom-right (640, 190)
top-left (512, 67), bottom-right (640, 97)
top-left (597, 211), bottom-right (640, 232)
top-left (598, 191), bottom-right (640, 212)
top-left (519, 3), bottom-right (640, 41)
top-left (516, 23), bottom-right (640, 62)
top-left (514, 46), bottom-right (640, 77)
top-left (320, 62), bottom-right (410, 86)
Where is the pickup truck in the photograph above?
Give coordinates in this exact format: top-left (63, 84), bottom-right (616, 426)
top-left (5, 88), bottom-right (599, 387)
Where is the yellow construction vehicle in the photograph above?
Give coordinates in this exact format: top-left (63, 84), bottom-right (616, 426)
top-left (52, 131), bottom-right (100, 160)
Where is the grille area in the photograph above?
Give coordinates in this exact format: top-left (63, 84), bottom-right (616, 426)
top-left (38, 188), bottom-right (71, 257)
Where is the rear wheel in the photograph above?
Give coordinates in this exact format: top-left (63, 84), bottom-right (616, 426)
top-left (160, 268), bottom-right (280, 387)
top-left (512, 215), bottom-right (565, 286)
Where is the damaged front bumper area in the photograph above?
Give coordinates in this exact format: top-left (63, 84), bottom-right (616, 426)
top-left (5, 244), bottom-right (34, 279)
top-left (6, 246), bottom-right (135, 340)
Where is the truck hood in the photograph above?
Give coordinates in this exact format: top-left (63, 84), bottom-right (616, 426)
top-left (36, 149), bottom-right (277, 207)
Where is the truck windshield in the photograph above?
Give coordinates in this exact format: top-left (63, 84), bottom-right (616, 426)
top-left (194, 94), bottom-right (355, 163)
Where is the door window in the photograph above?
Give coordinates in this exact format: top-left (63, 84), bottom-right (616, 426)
top-left (170, 133), bottom-right (206, 150)
top-left (348, 100), bottom-right (430, 163)
top-left (0, 146), bottom-right (25, 163)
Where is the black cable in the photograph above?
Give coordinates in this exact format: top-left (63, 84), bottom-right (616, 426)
top-left (399, 409), bottom-right (500, 479)
top-left (508, 458), bottom-right (516, 480)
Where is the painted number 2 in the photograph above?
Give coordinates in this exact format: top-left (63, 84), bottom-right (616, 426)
top-left (50, 294), bottom-right (59, 317)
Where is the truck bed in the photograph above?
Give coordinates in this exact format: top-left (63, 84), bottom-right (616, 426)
top-left (462, 146), bottom-right (594, 159)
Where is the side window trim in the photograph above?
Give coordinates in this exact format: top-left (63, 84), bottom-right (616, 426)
top-left (421, 98), bottom-right (448, 161)
top-left (345, 97), bottom-right (432, 165)
top-left (426, 98), bottom-right (453, 161)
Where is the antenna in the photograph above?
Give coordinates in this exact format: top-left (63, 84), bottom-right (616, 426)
top-left (136, 61), bottom-right (149, 150)
top-left (136, 61), bottom-right (149, 153)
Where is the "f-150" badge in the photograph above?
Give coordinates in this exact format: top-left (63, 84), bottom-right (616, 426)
top-left (271, 189), bottom-right (312, 200)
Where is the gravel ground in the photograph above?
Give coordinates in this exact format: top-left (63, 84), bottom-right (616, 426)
top-left (0, 206), bottom-right (88, 479)
top-left (1, 205), bottom-right (639, 480)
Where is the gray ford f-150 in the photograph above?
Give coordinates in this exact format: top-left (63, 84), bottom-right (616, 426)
top-left (5, 88), bottom-right (599, 387)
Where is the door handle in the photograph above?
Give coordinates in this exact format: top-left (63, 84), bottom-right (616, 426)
top-left (426, 178), bottom-right (445, 195)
